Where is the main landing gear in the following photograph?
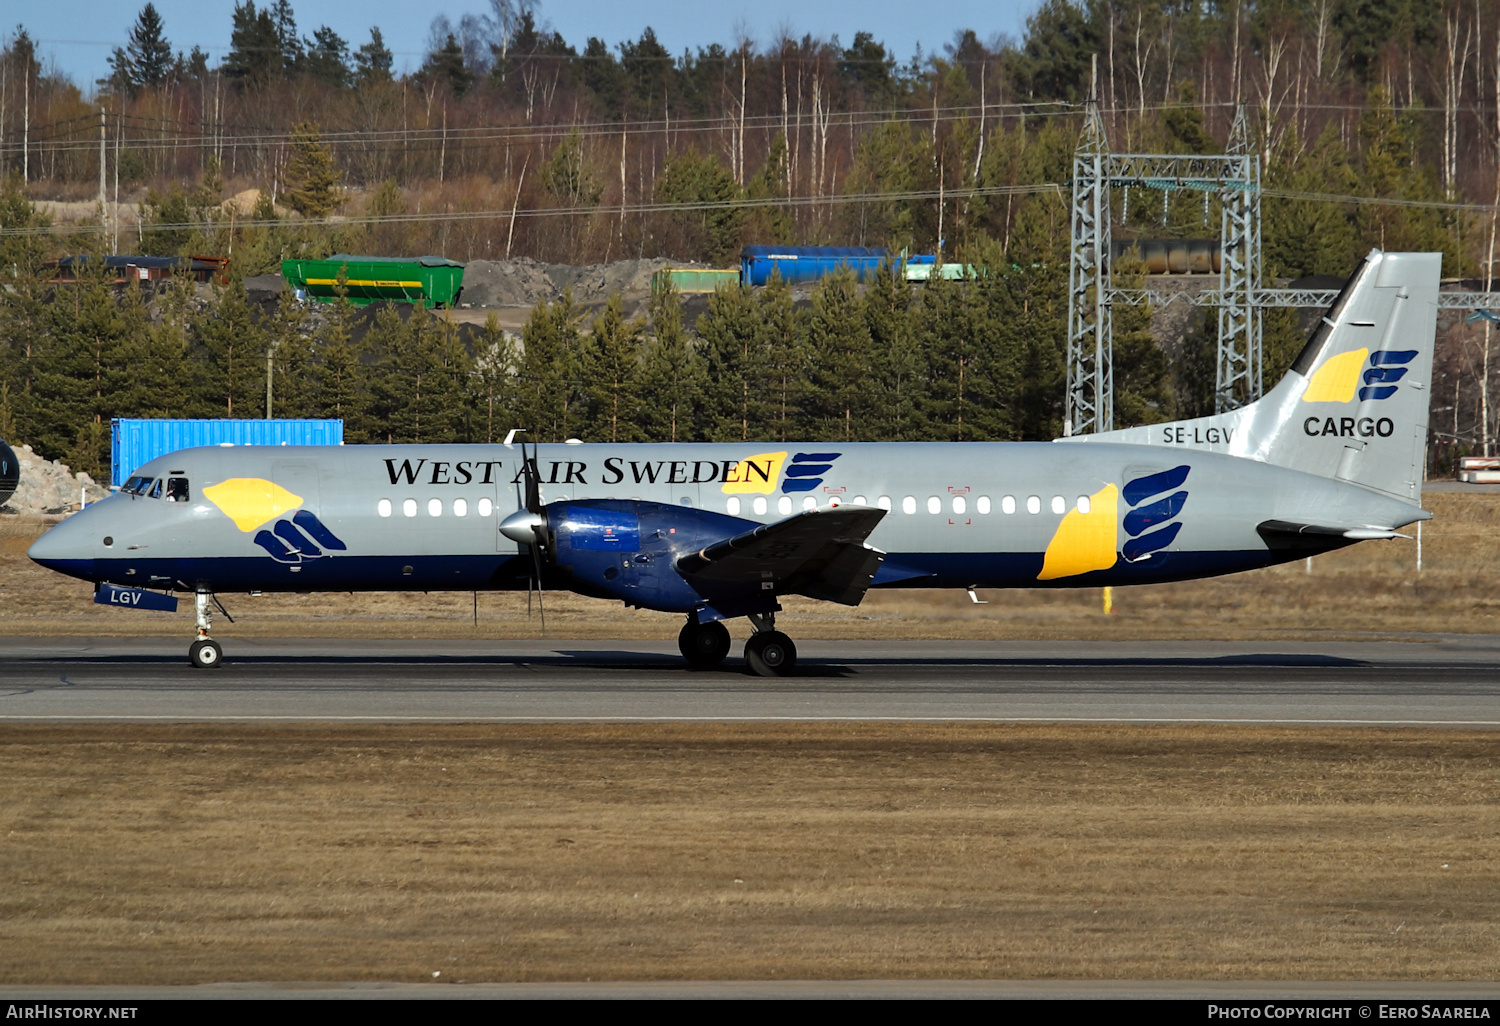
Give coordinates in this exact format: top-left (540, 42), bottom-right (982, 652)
top-left (678, 619), bottom-right (731, 669)
top-left (189, 591), bottom-right (222, 669)
top-left (678, 613), bottom-right (798, 677)
top-left (744, 611), bottom-right (796, 678)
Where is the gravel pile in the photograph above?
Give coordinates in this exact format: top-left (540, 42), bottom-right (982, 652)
top-left (459, 258), bottom-right (559, 308)
top-left (461, 256), bottom-right (706, 308)
top-left (1, 444), bottom-right (109, 515)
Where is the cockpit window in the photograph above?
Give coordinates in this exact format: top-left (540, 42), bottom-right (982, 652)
top-left (147, 478), bottom-right (163, 499)
top-left (122, 476), bottom-right (150, 495)
top-left (166, 478), bottom-right (190, 502)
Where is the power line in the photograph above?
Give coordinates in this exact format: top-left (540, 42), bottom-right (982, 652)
top-left (0, 183), bottom-right (1063, 238)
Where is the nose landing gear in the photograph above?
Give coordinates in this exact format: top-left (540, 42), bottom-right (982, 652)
top-left (189, 591), bottom-right (223, 669)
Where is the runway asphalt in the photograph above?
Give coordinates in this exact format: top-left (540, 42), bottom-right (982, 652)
top-left (3, 635), bottom-right (1499, 724)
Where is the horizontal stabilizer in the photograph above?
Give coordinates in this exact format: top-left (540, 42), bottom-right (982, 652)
top-left (1257, 519), bottom-right (1411, 552)
top-left (676, 504), bottom-right (887, 606)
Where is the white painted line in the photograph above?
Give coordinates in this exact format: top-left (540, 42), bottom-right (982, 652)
top-left (3, 715), bottom-right (1499, 726)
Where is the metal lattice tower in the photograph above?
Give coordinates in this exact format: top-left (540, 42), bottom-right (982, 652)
top-left (1066, 103), bottom-right (1265, 432)
top-left (1215, 107), bottom-right (1263, 412)
top-left (1065, 97), bottom-right (1112, 436)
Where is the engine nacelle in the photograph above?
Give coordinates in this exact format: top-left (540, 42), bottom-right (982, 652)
top-left (544, 499), bottom-right (756, 613)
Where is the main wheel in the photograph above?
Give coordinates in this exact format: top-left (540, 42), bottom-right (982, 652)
top-left (744, 631), bottom-right (796, 677)
top-left (189, 638), bottom-right (223, 669)
top-left (678, 620), bottom-right (731, 668)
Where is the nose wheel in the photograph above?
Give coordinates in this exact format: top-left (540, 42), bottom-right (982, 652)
top-left (190, 638), bottom-right (223, 669)
top-left (188, 590), bottom-right (224, 669)
top-left (678, 619), bottom-right (731, 668)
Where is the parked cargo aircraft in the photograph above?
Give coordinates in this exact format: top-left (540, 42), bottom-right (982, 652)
top-left (29, 250), bottom-right (1438, 675)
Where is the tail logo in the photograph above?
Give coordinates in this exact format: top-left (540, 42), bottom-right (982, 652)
top-left (1121, 465), bottom-right (1190, 562)
top-left (1304, 348), bottom-right (1418, 403)
top-left (252, 510), bottom-right (348, 563)
top-left (1358, 349), bottom-right (1418, 401)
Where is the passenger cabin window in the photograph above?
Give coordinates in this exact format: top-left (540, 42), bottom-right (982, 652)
top-left (147, 479), bottom-right (163, 499)
top-left (166, 478), bottom-right (190, 502)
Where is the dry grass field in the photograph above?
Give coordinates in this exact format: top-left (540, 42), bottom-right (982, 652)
top-left (4, 491), bottom-right (1500, 641)
top-left (0, 723), bottom-right (1495, 984)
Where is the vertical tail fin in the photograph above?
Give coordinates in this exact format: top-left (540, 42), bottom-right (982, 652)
top-left (1070, 250), bottom-right (1440, 502)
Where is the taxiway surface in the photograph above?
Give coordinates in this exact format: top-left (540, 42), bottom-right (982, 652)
top-left (3, 635), bottom-right (1499, 724)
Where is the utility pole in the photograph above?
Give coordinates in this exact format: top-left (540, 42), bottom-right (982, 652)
top-left (99, 108), bottom-right (108, 245)
top-left (22, 58), bottom-right (29, 183)
top-left (266, 347), bottom-right (274, 420)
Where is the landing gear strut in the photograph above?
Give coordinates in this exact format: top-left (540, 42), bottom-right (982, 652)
top-left (678, 618), bottom-right (731, 668)
top-left (744, 611), bottom-right (796, 678)
top-left (189, 591), bottom-right (222, 669)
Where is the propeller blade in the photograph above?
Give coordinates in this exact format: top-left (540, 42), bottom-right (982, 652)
top-left (529, 526), bottom-right (546, 635)
top-left (523, 438), bottom-right (542, 514)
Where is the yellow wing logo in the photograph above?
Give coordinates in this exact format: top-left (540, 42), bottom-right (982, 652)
top-left (1038, 484), bottom-right (1120, 581)
top-left (202, 478), bottom-right (305, 533)
top-left (1303, 348), bottom-right (1369, 403)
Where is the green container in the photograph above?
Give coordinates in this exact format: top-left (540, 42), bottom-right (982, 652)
top-left (651, 268), bottom-right (741, 293)
top-left (282, 254), bottom-right (466, 308)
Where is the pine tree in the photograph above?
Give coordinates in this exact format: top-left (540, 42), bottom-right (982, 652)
top-left (304, 26), bottom-right (349, 87)
top-left (473, 314), bottom-right (518, 444)
top-left (915, 276), bottom-right (975, 441)
top-left (758, 271), bottom-right (805, 442)
top-left (516, 292), bottom-right (583, 441)
top-left (270, 0), bottom-right (303, 69)
top-left (192, 274), bottom-right (267, 418)
top-left (696, 283), bottom-right (765, 442)
top-left (222, 2), bottom-right (281, 88)
top-left (419, 33), bottom-right (474, 98)
top-left (805, 267), bottom-right (873, 441)
top-left (639, 275), bottom-right (703, 442)
top-left (420, 314), bottom-right (475, 444)
top-left (282, 122), bottom-right (343, 219)
top-left (582, 292), bottom-right (644, 442)
top-left (863, 261), bottom-right (922, 440)
top-left (312, 282), bottom-right (368, 438)
top-left (270, 289), bottom-right (316, 418)
top-left (1109, 252), bottom-right (1175, 427)
top-left (125, 4), bottom-right (173, 89)
top-left (142, 277), bottom-right (193, 419)
top-left (353, 27), bottom-right (394, 86)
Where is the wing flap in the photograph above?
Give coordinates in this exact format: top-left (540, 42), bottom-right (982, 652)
top-left (676, 505), bottom-right (887, 607)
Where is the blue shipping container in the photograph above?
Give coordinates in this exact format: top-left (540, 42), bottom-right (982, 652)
top-left (740, 245), bottom-right (892, 286)
top-left (110, 418), bottom-right (343, 487)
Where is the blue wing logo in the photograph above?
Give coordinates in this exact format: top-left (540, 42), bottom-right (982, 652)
top-left (1358, 350), bottom-right (1418, 401)
top-left (1121, 465), bottom-right (1190, 562)
top-left (782, 452), bottom-right (842, 494)
top-left (252, 510), bottom-right (348, 563)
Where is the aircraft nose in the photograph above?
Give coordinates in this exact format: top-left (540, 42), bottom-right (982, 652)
top-left (28, 514), bottom-right (98, 581)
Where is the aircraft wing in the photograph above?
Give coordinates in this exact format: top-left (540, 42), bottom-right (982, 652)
top-left (676, 505), bottom-right (887, 606)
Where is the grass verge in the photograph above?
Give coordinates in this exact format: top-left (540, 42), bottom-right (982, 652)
top-left (1, 723), bottom-right (1496, 983)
